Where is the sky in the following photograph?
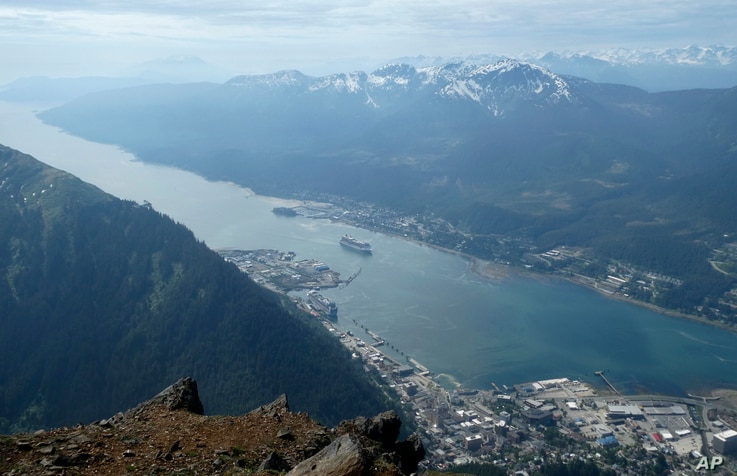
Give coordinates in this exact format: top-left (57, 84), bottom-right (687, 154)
top-left (0, 0), bottom-right (735, 83)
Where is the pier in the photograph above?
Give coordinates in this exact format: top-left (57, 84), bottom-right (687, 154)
top-left (687, 393), bottom-right (721, 402)
top-left (338, 268), bottom-right (361, 289)
top-left (408, 357), bottom-right (430, 374)
top-left (594, 370), bottom-right (620, 395)
top-left (366, 329), bottom-right (385, 346)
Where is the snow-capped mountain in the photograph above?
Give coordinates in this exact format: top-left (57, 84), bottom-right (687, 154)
top-left (226, 59), bottom-right (574, 116)
top-left (391, 45), bottom-right (737, 92)
top-left (432, 61), bottom-right (573, 115)
top-left (560, 45), bottom-right (737, 67)
top-left (226, 69), bottom-right (310, 90)
top-left (533, 46), bottom-right (737, 91)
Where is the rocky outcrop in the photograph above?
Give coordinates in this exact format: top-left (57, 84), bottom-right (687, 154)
top-left (395, 433), bottom-right (426, 475)
top-left (0, 378), bottom-right (424, 476)
top-left (287, 434), bottom-right (366, 476)
top-left (289, 410), bottom-right (426, 476)
top-left (129, 376), bottom-right (205, 416)
top-left (249, 392), bottom-right (289, 418)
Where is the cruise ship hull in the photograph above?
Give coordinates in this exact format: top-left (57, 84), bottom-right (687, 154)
top-left (339, 235), bottom-right (372, 254)
top-left (340, 241), bottom-right (372, 254)
top-left (307, 291), bottom-right (338, 319)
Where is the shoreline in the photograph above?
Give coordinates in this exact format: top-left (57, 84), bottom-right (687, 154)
top-left (415, 237), bottom-right (737, 337)
top-left (423, 237), bottom-right (735, 335)
top-left (167, 170), bottom-right (735, 340)
top-left (376, 231), bottom-right (737, 400)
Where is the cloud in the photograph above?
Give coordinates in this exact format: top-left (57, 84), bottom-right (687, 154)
top-left (0, 1), bottom-right (734, 81)
top-left (4, 1), bottom-right (732, 44)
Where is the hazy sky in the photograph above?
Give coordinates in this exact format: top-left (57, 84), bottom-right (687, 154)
top-left (0, 1), bottom-right (735, 83)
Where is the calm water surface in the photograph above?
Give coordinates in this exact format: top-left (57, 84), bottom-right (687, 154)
top-left (2, 101), bottom-right (737, 396)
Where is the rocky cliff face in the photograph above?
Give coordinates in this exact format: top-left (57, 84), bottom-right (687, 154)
top-left (0, 378), bottom-right (424, 475)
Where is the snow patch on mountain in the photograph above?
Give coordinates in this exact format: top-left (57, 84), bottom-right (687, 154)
top-left (366, 64), bottom-right (417, 88)
top-left (226, 59), bottom-right (574, 115)
top-left (435, 60), bottom-right (573, 113)
top-left (226, 70), bottom-right (308, 89)
top-left (526, 44), bottom-right (737, 68)
top-left (309, 71), bottom-right (367, 94)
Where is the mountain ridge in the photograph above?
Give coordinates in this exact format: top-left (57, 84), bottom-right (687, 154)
top-left (0, 377), bottom-right (424, 475)
top-left (0, 144), bottom-right (403, 433)
top-left (393, 45), bottom-right (737, 91)
top-left (225, 59), bottom-right (574, 114)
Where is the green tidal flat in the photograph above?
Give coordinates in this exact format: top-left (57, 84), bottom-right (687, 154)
top-left (3, 101), bottom-right (737, 397)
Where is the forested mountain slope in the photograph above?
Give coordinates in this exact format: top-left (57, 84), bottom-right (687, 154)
top-left (0, 145), bottom-right (398, 433)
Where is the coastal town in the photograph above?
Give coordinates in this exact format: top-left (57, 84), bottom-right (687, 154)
top-left (220, 244), bottom-right (737, 475)
top-left (337, 321), bottom-right (737, 475)
top-left (284, 194), bottom-right (737, 330)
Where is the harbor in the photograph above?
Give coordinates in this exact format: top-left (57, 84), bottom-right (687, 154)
top-left (225, 247), bottom-right (737, 471)
top-left (328, 318), bottom-right (737, 471)
top-left (219, 248), bottom-right (351, 293)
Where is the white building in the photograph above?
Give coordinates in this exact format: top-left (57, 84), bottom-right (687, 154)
top-left (713, 429), bottom-right (737, 454)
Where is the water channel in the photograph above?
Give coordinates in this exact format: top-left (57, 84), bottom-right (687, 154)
top-left (2, 101), bottom-right (737, 396)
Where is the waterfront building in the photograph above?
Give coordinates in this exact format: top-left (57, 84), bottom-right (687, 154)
top-left (607, 404), bottom-right (644, 420)
top-left (394, 365), bottom-right (414, 377)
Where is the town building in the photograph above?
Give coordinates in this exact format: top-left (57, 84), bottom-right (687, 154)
top-left (713, 429), bottom-right (737, 454)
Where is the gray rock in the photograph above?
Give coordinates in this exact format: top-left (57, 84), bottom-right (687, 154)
top-left (363, 411), bottom-right (401, 446)
top-left (258, 451), bottom-right (291, 472)
top-left (277, 427), bottom-right (293, 439)
top-left (250, 393), bottom-right (289, 418)
top-left (169, 440), bottom-right (182, 453)
top-left (130, 377), bottom-right (204, 415)
top-left (286, 434), bottom-right (366, 476)
top-left (70, 433), bottom-right (92, 445)
top-left (37, 445), bottom-right (55, 455)
top-left (15, 440), bottom-right (32, 451)
top-left (52, 453), bottom-right (89, 466)
top-left (396, 433), bottom-right (425, 475)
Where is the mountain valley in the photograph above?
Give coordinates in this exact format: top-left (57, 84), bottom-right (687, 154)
top-left (37, 59), bottom-right (737, 324)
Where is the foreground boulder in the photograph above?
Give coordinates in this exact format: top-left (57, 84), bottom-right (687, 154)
top-left (0, 378), bottom-right (424, 475)
top-left (287, 411), bottom-right (425, 476)
top-left (287, 434), bottom-right (365, 476)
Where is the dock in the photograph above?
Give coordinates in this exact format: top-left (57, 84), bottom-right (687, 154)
top-left (338, 268), bottom-right (361, 289)
top-left (408, 357), bottom-right (430, 374)
top-left (594, 370), bottom-right (620, 395)
top-left (366, 329), bottom-right (385, 345)
top-left (687, 393), bottom-right (721, 402)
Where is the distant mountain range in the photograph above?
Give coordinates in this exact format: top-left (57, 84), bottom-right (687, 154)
top-left (393, 45), bottom-right (737, 91)
top-left (226, 59), bottom-right (573, 115)
top-left (399, 45), bottom-right (737, 69)
top-left (2, 45), bottom-right (735, 104)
